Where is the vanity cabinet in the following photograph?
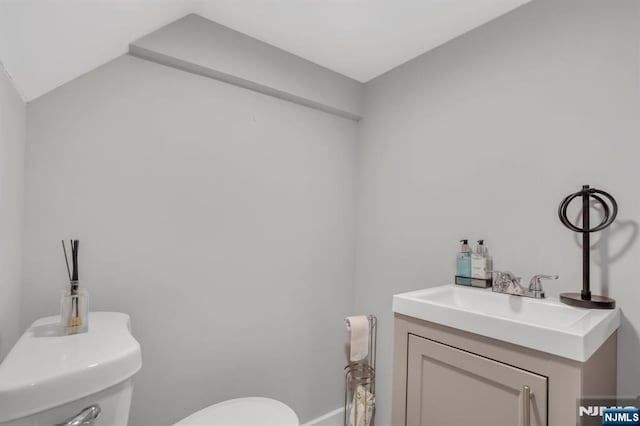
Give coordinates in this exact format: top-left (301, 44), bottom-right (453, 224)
top-left (406, 334), bottom-right (547, 425)
top-left (392, 314), bottom-right (617, 426)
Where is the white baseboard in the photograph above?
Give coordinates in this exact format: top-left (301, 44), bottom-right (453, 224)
top-left (301, 407), bottom-right (343, 426)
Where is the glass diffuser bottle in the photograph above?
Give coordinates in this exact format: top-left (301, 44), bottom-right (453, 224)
top-left (61, 281), bottom-right (88, 334)
top-left (61, 240), bottom-right (89, 335)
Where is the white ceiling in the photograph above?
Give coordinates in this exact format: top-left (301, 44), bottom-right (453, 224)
top-left (0, 0), bottom-right (530, 102)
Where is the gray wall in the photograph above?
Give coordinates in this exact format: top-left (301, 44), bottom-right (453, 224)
top-left (0, 63), bottom-right (25, 359)
top-left (23, 55), bottom-right (357, 425)
top-left (355, 0), bottom-right (640, 423)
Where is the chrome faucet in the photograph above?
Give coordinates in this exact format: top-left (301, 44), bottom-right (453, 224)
top-left (493, 271), bottom-right (558, 299)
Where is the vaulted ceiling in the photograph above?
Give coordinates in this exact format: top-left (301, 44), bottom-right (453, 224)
top-left (0, 0), bottom-right (530, 101)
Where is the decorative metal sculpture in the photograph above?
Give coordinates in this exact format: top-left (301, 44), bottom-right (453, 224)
top-left (558, 185), bottom-right (617, 309)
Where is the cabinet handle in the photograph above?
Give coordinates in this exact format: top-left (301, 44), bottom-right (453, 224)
top-left (522, 385), bottom-right (531, 426)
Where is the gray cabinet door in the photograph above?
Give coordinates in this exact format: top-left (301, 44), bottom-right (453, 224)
top-left (406, 334), bottom-right (547, 426)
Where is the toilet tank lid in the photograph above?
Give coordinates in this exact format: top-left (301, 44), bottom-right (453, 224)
top-left (0, 312), bottom-right (142, 423)
top-left (174, 397), bottom-right (300, 426)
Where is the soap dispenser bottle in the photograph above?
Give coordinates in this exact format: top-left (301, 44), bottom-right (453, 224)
top-left (455, 239), bottom-right (472, 286)
top-left (471, 239), bottom-right (493, 288)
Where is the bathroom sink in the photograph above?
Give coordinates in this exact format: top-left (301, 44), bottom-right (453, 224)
top-left (392, 284), bottom-right (620, 361)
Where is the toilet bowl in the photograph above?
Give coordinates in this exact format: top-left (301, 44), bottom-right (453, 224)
top-left (174, 397), bottom-right (299, 426)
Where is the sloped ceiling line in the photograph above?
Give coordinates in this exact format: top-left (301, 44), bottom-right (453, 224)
top-left (129, 46), bottom-right (363, 121)
top-left (128, 14), bottom-right (364, 121)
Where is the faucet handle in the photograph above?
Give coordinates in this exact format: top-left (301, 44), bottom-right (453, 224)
top-left (493, 271), bottom-right (522, 289)
top-left (496, 271), bottom-right (521, 280)
top-left (528, 274), bottom-right (559, 291)
top-left (494, 271), bottom-right (516, 280)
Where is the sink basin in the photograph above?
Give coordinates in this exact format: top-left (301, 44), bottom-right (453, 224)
top-left (392, 284), bottom-right (620, 361)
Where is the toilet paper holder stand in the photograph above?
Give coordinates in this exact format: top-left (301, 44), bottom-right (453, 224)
top-left (344, 315), bottom-right (377, 426)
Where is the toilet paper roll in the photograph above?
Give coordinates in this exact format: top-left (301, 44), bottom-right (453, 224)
top-left (345, 316), bottom-right (370, 362)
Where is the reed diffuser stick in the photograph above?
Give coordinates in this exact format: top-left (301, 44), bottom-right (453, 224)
top-left (71, 240), bottom-right (79, 282)
top-left (62, 240), bottom-right (72, 282)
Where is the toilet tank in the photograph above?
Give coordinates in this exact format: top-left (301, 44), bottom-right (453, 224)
top-left (0, 312), bottom-right (142, 426)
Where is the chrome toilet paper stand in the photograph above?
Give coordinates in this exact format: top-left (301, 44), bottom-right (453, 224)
top-left (344, 315), bottom-right (377, 426)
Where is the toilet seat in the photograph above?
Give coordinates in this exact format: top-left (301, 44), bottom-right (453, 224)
top-left (174, 397), bottom-right (299, 426)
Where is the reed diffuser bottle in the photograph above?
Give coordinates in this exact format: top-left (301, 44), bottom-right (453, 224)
top-left (61, 240), bottom-right (88, 335)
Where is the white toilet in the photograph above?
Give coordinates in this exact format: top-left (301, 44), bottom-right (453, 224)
top-left (0, 312), bottom-right (142, 426)
top-left (174, 397), bottom-right (299, 426)
top-left (0, 312), bottom-right (299, 426)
